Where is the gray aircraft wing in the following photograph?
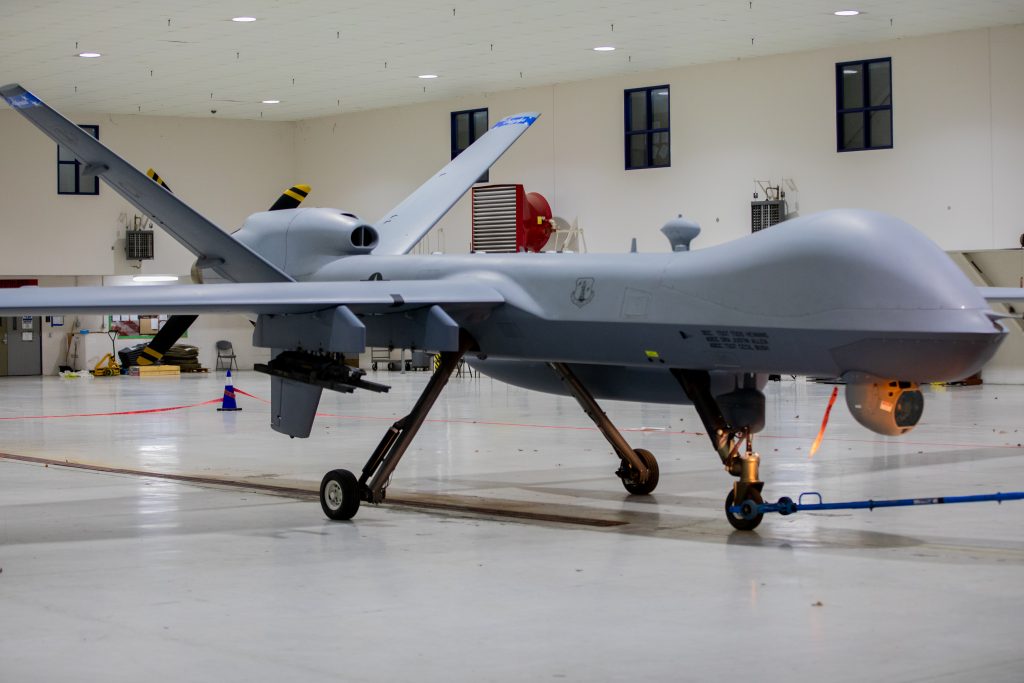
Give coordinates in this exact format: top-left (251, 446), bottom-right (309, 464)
top-left (980, 287), bottom-right (1024, 302)
top-left (373, 113), bottom-right (539, 255)
top-left (0, 281), bottom-right (504, 316)
top-left (0, 84), bottom-right (291, 284)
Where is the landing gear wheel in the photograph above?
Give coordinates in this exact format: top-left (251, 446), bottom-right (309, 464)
top-left (725, 488), bottom-right (763, 531)
top-left (320, 469), bottom-right (361, 521)
top-left (621, 448), bottom-right (660, 495)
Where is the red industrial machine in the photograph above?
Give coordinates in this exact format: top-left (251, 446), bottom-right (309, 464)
top-left (471, 184), bottom-right (553, 253)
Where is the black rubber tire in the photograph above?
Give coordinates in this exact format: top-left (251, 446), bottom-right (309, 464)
top-left (725, 488), bottom-right (764, 531)
top-left (320, 469), bottom-right (361, 521)
top-left (621, 448), bottom-right (660, 495)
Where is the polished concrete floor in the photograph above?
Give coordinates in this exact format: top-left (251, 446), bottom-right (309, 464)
top-left (1, 370), bottom-right (1022, 681)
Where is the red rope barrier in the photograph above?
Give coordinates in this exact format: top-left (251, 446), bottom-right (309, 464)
top-left (0, 398), bottom-right (222, 421)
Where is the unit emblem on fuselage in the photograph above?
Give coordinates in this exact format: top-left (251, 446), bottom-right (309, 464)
top-left (571, 277), bottom-right (595, 307)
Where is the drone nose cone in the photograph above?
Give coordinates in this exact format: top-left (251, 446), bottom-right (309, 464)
top-left (817, 209), bottom-right (987, 312)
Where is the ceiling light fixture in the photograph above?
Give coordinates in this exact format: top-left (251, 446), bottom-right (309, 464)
top-left (262, 99), bottom-right (280, 104)
top-left (834, 10), bottom-right (860, 16)
top-left (418, 74), bottom-right (438, 79)
top-left (132, 275), bottom-right (179, 283)
top-left (593, 46), bottom-right (616, 52)
top-left (232, 16), bottom-right (257, 22)
top-left (78, 52), bottom-right (102, 58)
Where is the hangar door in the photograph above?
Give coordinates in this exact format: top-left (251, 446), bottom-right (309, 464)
top-left (0, 316), bottom-right (42, 376)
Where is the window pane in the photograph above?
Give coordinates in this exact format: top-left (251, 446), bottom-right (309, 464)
top-left (868, 61), bottom-right (891, 106)
top-left (455, 113), bottom-right (471, 152)
top-left (628, 134), bottom-right (647, 168)
top-left (628, 92), bottom-right (647, 132)
top-left (79, 167), bottom-right (99, 194)
top-left (650, 89), bottom-right (669, 129)
top-left (841, 112), bottom-right (865, 150)
top-left (840, 65), bottom-right (863, 109)
top-left (869, 109), bottom-right (892, 147)
top-left (58, 163), bottom-right (77, 193)
top-left (472, 110), bottom-right (488, 139)
top-left (58, 145), bottom-right (77, 162)
top-left (651, 132), bottom-right (670, 166)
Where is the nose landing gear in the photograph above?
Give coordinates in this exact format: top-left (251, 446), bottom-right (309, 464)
top-left (720, 429), bottom-right (764, 531)
top-left (673, 369), bottom-right (766, 531)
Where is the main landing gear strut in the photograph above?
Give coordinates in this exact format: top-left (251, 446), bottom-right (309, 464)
top-left (549, 362), bottom-right (659, 496)
top-left (319, 337), bottom-right (472, 521)
top-left (673, 369), bottom-right (765, 531)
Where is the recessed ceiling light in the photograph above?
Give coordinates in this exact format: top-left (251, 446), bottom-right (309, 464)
top-left (133, 275), bottom-right (179, 283)
top-left (593, 46), bottom-right (616, 52)
top-left (834, 10), bottom-right (860, 16)
top-left (78, 52), bottom-right (102, 58)
top-left (232, 16), bottom-right (257, 22)
top-left (262, 99), bottom-right (280, 104)
top-left (418, 74), bottom-right (438, 79)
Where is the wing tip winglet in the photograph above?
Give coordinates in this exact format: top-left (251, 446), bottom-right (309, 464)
top-left (1, 84), bottom-right (40, 110)
top-left (494, 112), bottom-right (540, 129)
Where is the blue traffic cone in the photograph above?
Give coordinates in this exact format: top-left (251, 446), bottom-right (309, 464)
top-left (217, 369), bottom-right (242, 411)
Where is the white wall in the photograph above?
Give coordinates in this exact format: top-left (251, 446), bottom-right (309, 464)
top-left (1, 24), bottom-right (1022, 375)
top-left (296, 24), bottom-right (1024, 254)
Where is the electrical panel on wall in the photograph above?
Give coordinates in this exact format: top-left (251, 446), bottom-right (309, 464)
top-left (751, 179), bottom-right (795, 233)
top-left (121, 212), bottom-right (155, 261)
top-left (125, 229), bottom-right (154, 260)
top-left (751, 200), bottom-right (785, 232)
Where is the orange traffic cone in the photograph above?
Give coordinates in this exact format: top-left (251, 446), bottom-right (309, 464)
top-left (218, 369), bottom-right (242, 411)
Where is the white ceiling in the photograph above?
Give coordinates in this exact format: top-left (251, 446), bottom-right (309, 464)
top-left (2, 1), bottom-right (1022, 121)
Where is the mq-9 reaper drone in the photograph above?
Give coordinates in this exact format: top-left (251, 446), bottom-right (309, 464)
top-left (1, 84), bottom-right (1018, 530)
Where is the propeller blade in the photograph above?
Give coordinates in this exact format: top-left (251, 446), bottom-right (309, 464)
top-left (146, 168), bottom-right (171, 191)
top-left (268, 184), bottom-right (311, 211)
top-left (136, 314), bottom-right (197, 365)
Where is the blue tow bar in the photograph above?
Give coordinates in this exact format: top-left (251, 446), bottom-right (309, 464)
top-left (728, 491), bottom-right (1024, 520)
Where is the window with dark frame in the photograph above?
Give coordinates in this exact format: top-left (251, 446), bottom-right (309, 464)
top-left (836, 58), bottom-right (892, 152)
top-left (451, 108), bottom-right (489, 183)
top-left (624, 85), bottom-right (670, 170)
top-left (57, 124), bottom-right (100, 195)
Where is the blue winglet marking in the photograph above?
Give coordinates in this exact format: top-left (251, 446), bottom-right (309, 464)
top-left (4, 91), bottom-right (42, 109)
top-left (494, 114), bottom-right (537, 128)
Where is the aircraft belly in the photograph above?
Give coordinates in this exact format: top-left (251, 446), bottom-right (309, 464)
top-left (468, 360), bottom-right (692, 404)
top-left (462, 314), bottom-right (1004, 381)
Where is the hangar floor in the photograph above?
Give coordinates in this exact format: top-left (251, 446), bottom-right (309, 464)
top-left (1, 370), bottom-right (1022, 681)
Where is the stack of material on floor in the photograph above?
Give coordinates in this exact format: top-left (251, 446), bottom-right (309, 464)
top-left (129, 364), bottom-right (180, 377)
top-left (161, 345), bottom-right (204, 372)
top-left (118, 343), bottom-right (207, 373)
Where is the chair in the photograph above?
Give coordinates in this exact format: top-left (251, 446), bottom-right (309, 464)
top-left (215, 340), bottom-right (238, 371)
